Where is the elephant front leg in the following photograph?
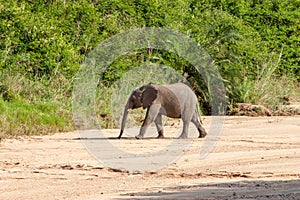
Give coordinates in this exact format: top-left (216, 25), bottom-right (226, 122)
top-left (136, 105), bottom-right (160, 139)
top-left (154, 114), bottom-right (164, 138)
top-left (135, 125), bottom-right (148, 139)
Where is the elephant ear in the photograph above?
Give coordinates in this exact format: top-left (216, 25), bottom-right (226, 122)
top-left (141, 85), bottom-right (158, 109)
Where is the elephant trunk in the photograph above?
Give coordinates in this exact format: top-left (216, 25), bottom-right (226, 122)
top-left (118, 103), bottom-right (130, 139)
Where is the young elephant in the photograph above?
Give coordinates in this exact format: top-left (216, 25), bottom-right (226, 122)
top-left (118, 83), bottom-right (207, 139)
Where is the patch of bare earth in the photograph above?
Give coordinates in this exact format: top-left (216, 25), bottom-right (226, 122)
top-left (1, 116), bottom-right (300, 199)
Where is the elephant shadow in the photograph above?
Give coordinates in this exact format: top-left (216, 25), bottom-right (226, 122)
top-left (73, 136), bottom-right (176, 140)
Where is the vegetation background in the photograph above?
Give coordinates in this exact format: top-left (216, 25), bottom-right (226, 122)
top-left (0, 0), bottom-right (299, 139)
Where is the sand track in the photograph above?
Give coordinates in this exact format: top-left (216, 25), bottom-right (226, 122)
top-left (1, 116), bottom-right (300, 199)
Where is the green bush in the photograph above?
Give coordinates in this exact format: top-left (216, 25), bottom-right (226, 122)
top-left (0, 0), bottom-right (299, 138)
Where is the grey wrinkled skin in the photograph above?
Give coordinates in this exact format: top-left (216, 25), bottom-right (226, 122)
top-left (118, 83), bottom-right (207, 139)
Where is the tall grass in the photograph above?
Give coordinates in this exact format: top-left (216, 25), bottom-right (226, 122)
top-left (231, 47), bottom-right (299, 111)
top-left (0, 72), bottom-right (74, 140)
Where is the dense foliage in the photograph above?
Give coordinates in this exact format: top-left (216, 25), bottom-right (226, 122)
top-left (0, 0), bottom-right (299, 137)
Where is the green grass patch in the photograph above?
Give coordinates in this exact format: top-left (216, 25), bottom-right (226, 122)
top-left (0, 99), bottom-right (73, 140)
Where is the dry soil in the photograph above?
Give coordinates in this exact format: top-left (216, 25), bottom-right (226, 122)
top-left (1, 116), bottom-right (300, 199)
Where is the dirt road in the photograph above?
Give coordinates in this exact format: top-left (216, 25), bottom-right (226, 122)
top-left (1, 116), bottom-right (300, 199)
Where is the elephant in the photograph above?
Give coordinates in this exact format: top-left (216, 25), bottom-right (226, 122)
top-left (118, 82), bottom-right (207, 139)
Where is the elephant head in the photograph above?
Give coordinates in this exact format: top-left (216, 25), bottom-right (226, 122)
top-left (118, 84), bottom-right (158, 139)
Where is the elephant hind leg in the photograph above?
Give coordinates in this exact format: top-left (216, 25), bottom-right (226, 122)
top-left (191, 112), bottom-right (207, 138)
top-left (178, 112), bottom-right (192, 139)
top-left (178, 121), bottom-right (189, 138)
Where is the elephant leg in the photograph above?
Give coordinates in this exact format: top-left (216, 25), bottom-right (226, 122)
top-left (191, 112), bottom-right (207, 138)
top-left (154, 114), bottom-right (164, 138)
top-left (178, 120), bottom-right (189, 138)
top-left (178, 108), bottom-right (194, 139)
top-left (136, 105), bottom-right (160, 139)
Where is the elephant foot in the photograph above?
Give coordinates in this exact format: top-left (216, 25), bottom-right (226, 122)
top-left (178, 135), bottom-right (188, 139)
top-left (156, 134), bottom-right (164, 139)
top-left (157, 130), bottom-right (164, 139)
top-left (198, 131), bottom-right (207, 138)
top-left (135, 135), bottom-right (144, 139)
top-left (198, 127), bottom-right (208, 138)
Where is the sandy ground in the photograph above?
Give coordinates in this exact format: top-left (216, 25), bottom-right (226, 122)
top-left (1, 116), bottom-right (300, 199)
